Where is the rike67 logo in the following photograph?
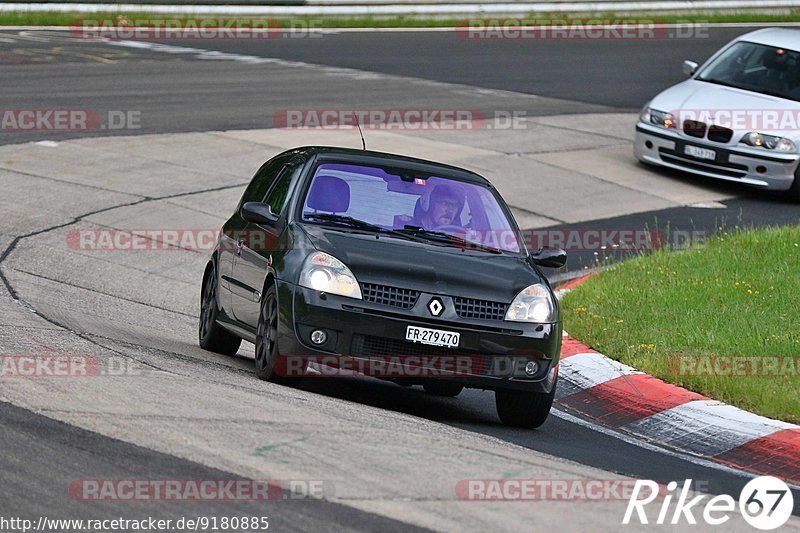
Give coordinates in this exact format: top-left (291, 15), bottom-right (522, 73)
top-left (624, 477), bottom-right (794, 530)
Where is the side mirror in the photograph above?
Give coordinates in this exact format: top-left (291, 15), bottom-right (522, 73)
top-left (682, 60), bottom-right (698, 77)
top-left (530, 247), bottom-right (567, 268)
top-left (241, 202), bottom-right (279, 225)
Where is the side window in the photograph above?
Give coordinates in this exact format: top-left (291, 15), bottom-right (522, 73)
top-left (265, 159), bottom-right (303, 215)
top-left (238, 155), bottom-right (290, 209)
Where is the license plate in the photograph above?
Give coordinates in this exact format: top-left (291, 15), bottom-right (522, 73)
top-left (684, 145), bottom-right (716, 160)
top-left (405, 326), bottom-right (460, 348)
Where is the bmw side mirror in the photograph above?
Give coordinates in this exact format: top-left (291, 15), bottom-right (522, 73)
top-left (530, 247), bottom-right (567, 268)
top-left (682, 60), bottom-right (698, 77)
top-left (241, 202), bottom-right (279, 225)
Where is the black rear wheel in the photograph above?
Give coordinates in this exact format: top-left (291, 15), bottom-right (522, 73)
top-left (495, 383), bottom-right (556, 429)
top-left (199, 263), bottom-right (241, 356)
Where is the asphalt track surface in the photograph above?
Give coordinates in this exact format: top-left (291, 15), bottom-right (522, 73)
top-left (2, 26), bottom-right (797, 260)
top-left (1, 26), bottom-right (800, 530)
top-left (1, 27), bottom-right (747, 141)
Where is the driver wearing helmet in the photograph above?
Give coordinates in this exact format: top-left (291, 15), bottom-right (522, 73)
top-left (419, 183), bottom-right (464, 228)
top-left (394, 182), bottom-right (466, 230)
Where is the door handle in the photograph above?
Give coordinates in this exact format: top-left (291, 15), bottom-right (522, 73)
top-left (236, 239), bottom-right (244, 256)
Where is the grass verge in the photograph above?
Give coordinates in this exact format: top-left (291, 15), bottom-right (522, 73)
top-left (2, 12), bottom-right (800, 28)
top-left (561, 225), bottom-right (800, 424)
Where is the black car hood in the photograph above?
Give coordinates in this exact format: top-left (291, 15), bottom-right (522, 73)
top-left (301, 224), bottom-right (544, 302)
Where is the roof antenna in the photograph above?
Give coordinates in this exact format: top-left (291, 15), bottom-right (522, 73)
top-left (353, 113), bottom-right (366, 150)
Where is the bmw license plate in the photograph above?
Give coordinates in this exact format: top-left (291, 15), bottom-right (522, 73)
top-left (405, 325), bottom-right (460, 348)
top-left (684, 145), bottom-right (716, 160)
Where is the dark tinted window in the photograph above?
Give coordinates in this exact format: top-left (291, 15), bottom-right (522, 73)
top-left (239, 155), bottom-right (291, 208)
top-left (265, 159), bottom-right (303, 215)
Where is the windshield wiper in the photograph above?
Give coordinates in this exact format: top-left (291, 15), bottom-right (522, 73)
top-left (304, 213), bottom-right (384, 231)
top-left (399, 226), bottom-right (503, 254)
top-left (304, 214), bottom-right (427, 243)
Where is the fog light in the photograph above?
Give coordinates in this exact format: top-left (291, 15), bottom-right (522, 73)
top-left (310, 329), bottom-right (327, 345)
top-left (524, 361), bottom-right (539, 376)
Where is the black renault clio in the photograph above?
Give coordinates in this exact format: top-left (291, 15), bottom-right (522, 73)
top-left (199, 147), bottom-right (566, 428)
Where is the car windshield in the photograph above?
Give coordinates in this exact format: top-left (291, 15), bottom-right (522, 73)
top-left (697, 41), bottom-right (800, 102)
top-left (300, 162), bottom-right (521, 253)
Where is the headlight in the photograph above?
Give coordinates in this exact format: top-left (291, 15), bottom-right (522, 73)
top-left (740, 132), bottom-right (797, 152)
top-left (505, 284), bottom-right (555, 323)
top-left (299, 251), bottom-right (362, 299)
top-left (640, 107), bottom-right (676, 129)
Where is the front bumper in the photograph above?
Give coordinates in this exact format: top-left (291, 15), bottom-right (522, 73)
top-left (634, 124), bottom-right (800, 191)
top-left (275, 280), bottom-right (561, 393)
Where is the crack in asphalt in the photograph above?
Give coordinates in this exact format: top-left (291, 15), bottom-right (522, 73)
top-left (0, 179), bottom-right (253, 389)
top-left (13, 268), bottom-right (198, 318)
top-left (0, 165), bottom-right (148, 197)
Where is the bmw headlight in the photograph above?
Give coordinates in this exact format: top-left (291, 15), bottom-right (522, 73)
top-left (640, 107), bottom-right (676, 129)
top-left (505, 284), bottom-right (555, 323)
top-left (741, 132), bottom-right (797, 153)
top-left (299, 251), bottom-right (362, 299)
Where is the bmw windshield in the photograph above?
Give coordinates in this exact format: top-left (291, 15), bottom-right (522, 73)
top-left (698, 41), bottom-right (800, 102)
top-left (300, 162), bottom-right (522, 253)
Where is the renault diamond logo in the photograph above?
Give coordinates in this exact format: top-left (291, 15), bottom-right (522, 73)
top-left (428, 297), bottom-right (444, 317)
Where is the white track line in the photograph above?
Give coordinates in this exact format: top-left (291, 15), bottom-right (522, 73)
top-left (559, 352), bottom-right (642, 389)
top-left (553, 408), bottom-right (800, 491)
top-left (624, 400), bottom-right (798, 456)
top-left (1, 1), bottom-right (800, 15)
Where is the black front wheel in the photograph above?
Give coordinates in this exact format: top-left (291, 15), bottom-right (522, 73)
top-left (787, 167), bottom-right (800, 202)
top-left (199, 263), bottom-right (241, 356)
top-left (254, 284), bottom-right (297, 384)
top-left (495, 384), bottom-right (556, 429)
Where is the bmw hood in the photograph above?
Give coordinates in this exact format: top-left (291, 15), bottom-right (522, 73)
top-left (647, 79), bottom-right (800, 139)
top-left (301, 225), bottom-right (544, 303)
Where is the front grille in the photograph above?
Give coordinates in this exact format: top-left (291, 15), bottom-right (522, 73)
top-left (361, 283), bottom-right (419, 309)
top-left (350, 334), bottom-right (491, 375)
top-left (681, 121), bottom-right (733, 144)
top-left (683, 120), bottom-right (707, 138)
top-left (708, 125), bottom-right (734, 143)
top-left (453, 297), bottom-right (508, 321)
top-left (658, 151), bottom-right (747, 178)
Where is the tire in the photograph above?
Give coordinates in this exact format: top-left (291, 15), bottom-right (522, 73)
top-left (787, 168), bottom-right (800, 202)
top-left (423, 382), bottom-right (464, 397)
top-left (254, 284), bottom-right (297, 384)
top-left (199, 262), bottom-right (242, 356)
top-left (495, 384), bottom-right (556, 429)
